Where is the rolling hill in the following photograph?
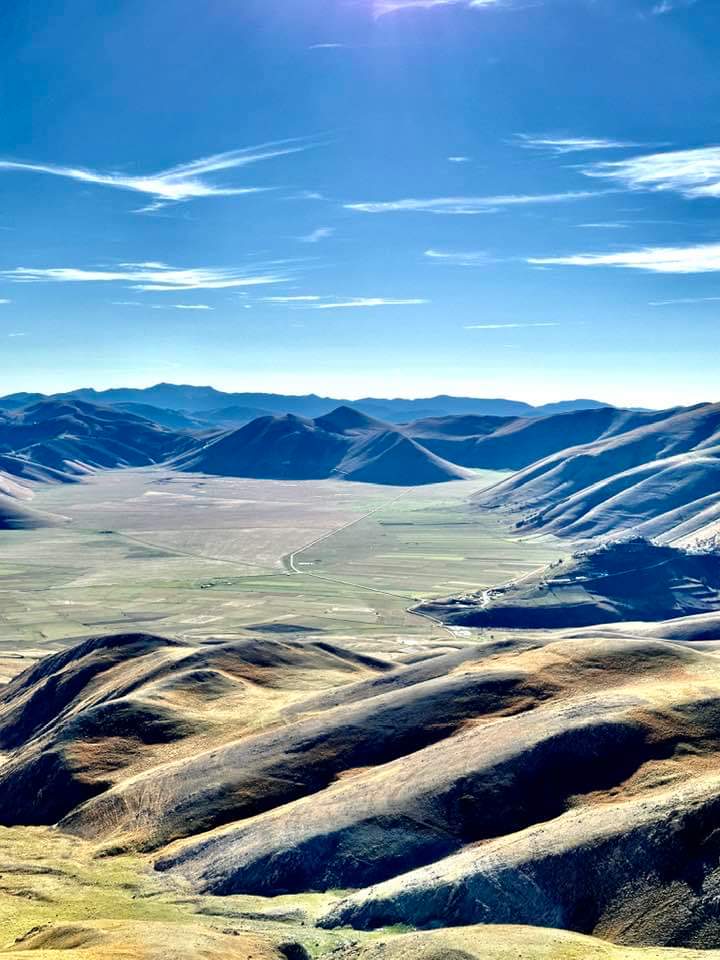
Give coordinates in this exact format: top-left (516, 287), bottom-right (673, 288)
top-left (477, 402), bottom-right (720, 543)
top-left (2, 617), bottom-right (720, 951)
top-left (0, 399), bottom-right (195, 482)
top-left (175, 406), bottom-right (472, 485)
top-left (414, 537), bottom-right (720, 628)
top-left (0, 494), bottom-right (61, 529)
top-left (0, 466), bottom-right (66, 528)
top-left (406, 405), bottom-right (682, 469)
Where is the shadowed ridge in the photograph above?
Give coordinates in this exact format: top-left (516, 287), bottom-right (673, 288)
top-left (176, 409), bottom-right (469, 484)
top-left (0, 493), bottom-right (61, 529)
top-left (314, 405), bottom-right (387, 434)
top-left (337, 430), bottom-right (472, 485)
top-left (157, 638), bottom-right (720, 899)
top-left (404, 413), bottom-right (517, 438)
top-left (0, 632), bottom-right (184, 701)
top-left (62, 660), bottom-right (532, 849)
top-left (0, 632), bottom-right (390, 828)
top-left (414, 538), bottom-right (720, 629)
top-left (0, 453), bottom-right (75, 484)
top-left (304, 640), bottom-right (396, 672)
top-left (175, 413), bottom-right (348, 480)
top-left (0, 633), bottom-right (186, 750)
top-left (319, 771), bottom-right (720, 945)
top-left (0, 397), bottom-right (196, 481)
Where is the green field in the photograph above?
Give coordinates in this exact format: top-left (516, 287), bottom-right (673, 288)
top-left (0, 468), bottom-right (565, 677)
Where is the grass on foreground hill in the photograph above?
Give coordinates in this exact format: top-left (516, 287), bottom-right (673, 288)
top-left (1, 827), bottom-right (719, 960)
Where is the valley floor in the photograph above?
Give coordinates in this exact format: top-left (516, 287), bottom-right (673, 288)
top-left (0, 468), bottom-right (562, 677)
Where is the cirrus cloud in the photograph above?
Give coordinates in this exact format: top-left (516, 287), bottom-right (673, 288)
top-left (373, 0), bottom-right (497, 17)
top-left (346, 190), bottom-right (602, 215)
top-left (425, 249), bottom-right (491, 265)
top-left (311, 297), bottom-right (428, 309)
top-left (584, 145), bottom-right (720, 199)
top-left (0, 139), bottom-right (314, 212)
top-left (515, 135), bottom-right (648, 154)
top-left (465, 322), bottom-right (560, 329)
top-left (528, 242), bottom-right (720, 274)
top-left (298, 227), bottom-right (335, 243)
top-left (1, 263), bottom-right (289, 291)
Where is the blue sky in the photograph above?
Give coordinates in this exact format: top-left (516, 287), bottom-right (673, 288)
top-left (1, 0), bottom-right (719, 406)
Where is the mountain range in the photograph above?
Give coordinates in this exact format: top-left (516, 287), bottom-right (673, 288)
top-left (0, 383), bottom-right (611, 426)
top-left (1, 391), bottom-right (719, 548)
top-left (174, 406), bottom-right (473, 485)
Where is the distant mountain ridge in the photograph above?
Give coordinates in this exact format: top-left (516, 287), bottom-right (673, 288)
top-left (0, 383), bottom-right (613, 425)
top-left (174, 407), bottom-right (472, 485)
top-left (1, 392), bottom-right (719, 521)
top-left (0, 399), bottom-right (195, 488)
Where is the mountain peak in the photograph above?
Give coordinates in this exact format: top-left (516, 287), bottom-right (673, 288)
top-left (315, 405), bottom-right (385, 434)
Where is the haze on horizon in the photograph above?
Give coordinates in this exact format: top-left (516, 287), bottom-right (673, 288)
top-left (1, 0), bottom-right (719, 409)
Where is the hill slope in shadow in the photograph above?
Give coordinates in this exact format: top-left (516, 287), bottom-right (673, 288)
top-left (176, 406), bottom-right (471, 485)
top-left (414, 537), bottom-right (720, 628)
top-left (0, 399), bottom-right (194, 482)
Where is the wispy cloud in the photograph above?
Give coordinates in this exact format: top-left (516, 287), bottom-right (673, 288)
top-left (652, 0), bottom-right (698, 14)
top-left (0, 298), bottom-right (11, 304)
top-left (578, 222), bottom-right (629, 229)
top-left (465, 322), bottom-right (560, 329)
top-left (515, 134), bottom-right (645, 154)
top-left (152, 304), bottom-right (213, 311)
top-left (309, 43), bottom-right (346, 49)
top-left (289, 190), bottom-right (326, 201)
top-left (373, 0), bottom-right (497, 17)
top-left (7, 332), bottom-right (26, 338)
top-left (584, 146), bottom-right (720, 198)
top-left (448, 156), bottom-right (471, 163)
top-left (262, 295), bottom-right (324, 302)
top-left (346, 191), bottom-right (601, 215)
top-left (2, 263), bottom-right (289, 291)
top-left (0, 139), bottom-right (313, 212)
top-left (298, 227), bottom-right (334, 243)
top-left (528, 242), bottom-right (720, 273)
top-left (311, 297), bottom-right (428, 309)
top-left (425, 249), bottom-right (491, 265)
top-left (650, 296), bottom-right (720, 306)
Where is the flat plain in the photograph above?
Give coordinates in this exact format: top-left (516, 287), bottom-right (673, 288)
top-left (0, 467), bottom-right (565, 678)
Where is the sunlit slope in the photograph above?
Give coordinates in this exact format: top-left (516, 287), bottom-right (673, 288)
top-left (406, 405), bottom-right (681, 469)
top-left (3, 615), bottom-right (720, 948)
top-left (477, 402), bottom-right (720, 544)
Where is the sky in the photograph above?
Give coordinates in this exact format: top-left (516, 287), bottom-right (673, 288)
top-left (1, 0), bottom-right (719, 407)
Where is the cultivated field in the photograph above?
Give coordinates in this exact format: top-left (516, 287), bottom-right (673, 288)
top-left (0, 468), bottom-right (564, 677)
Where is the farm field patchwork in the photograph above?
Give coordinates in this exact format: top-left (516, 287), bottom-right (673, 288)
top-left (0, 468), bottom-right (565, 674)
